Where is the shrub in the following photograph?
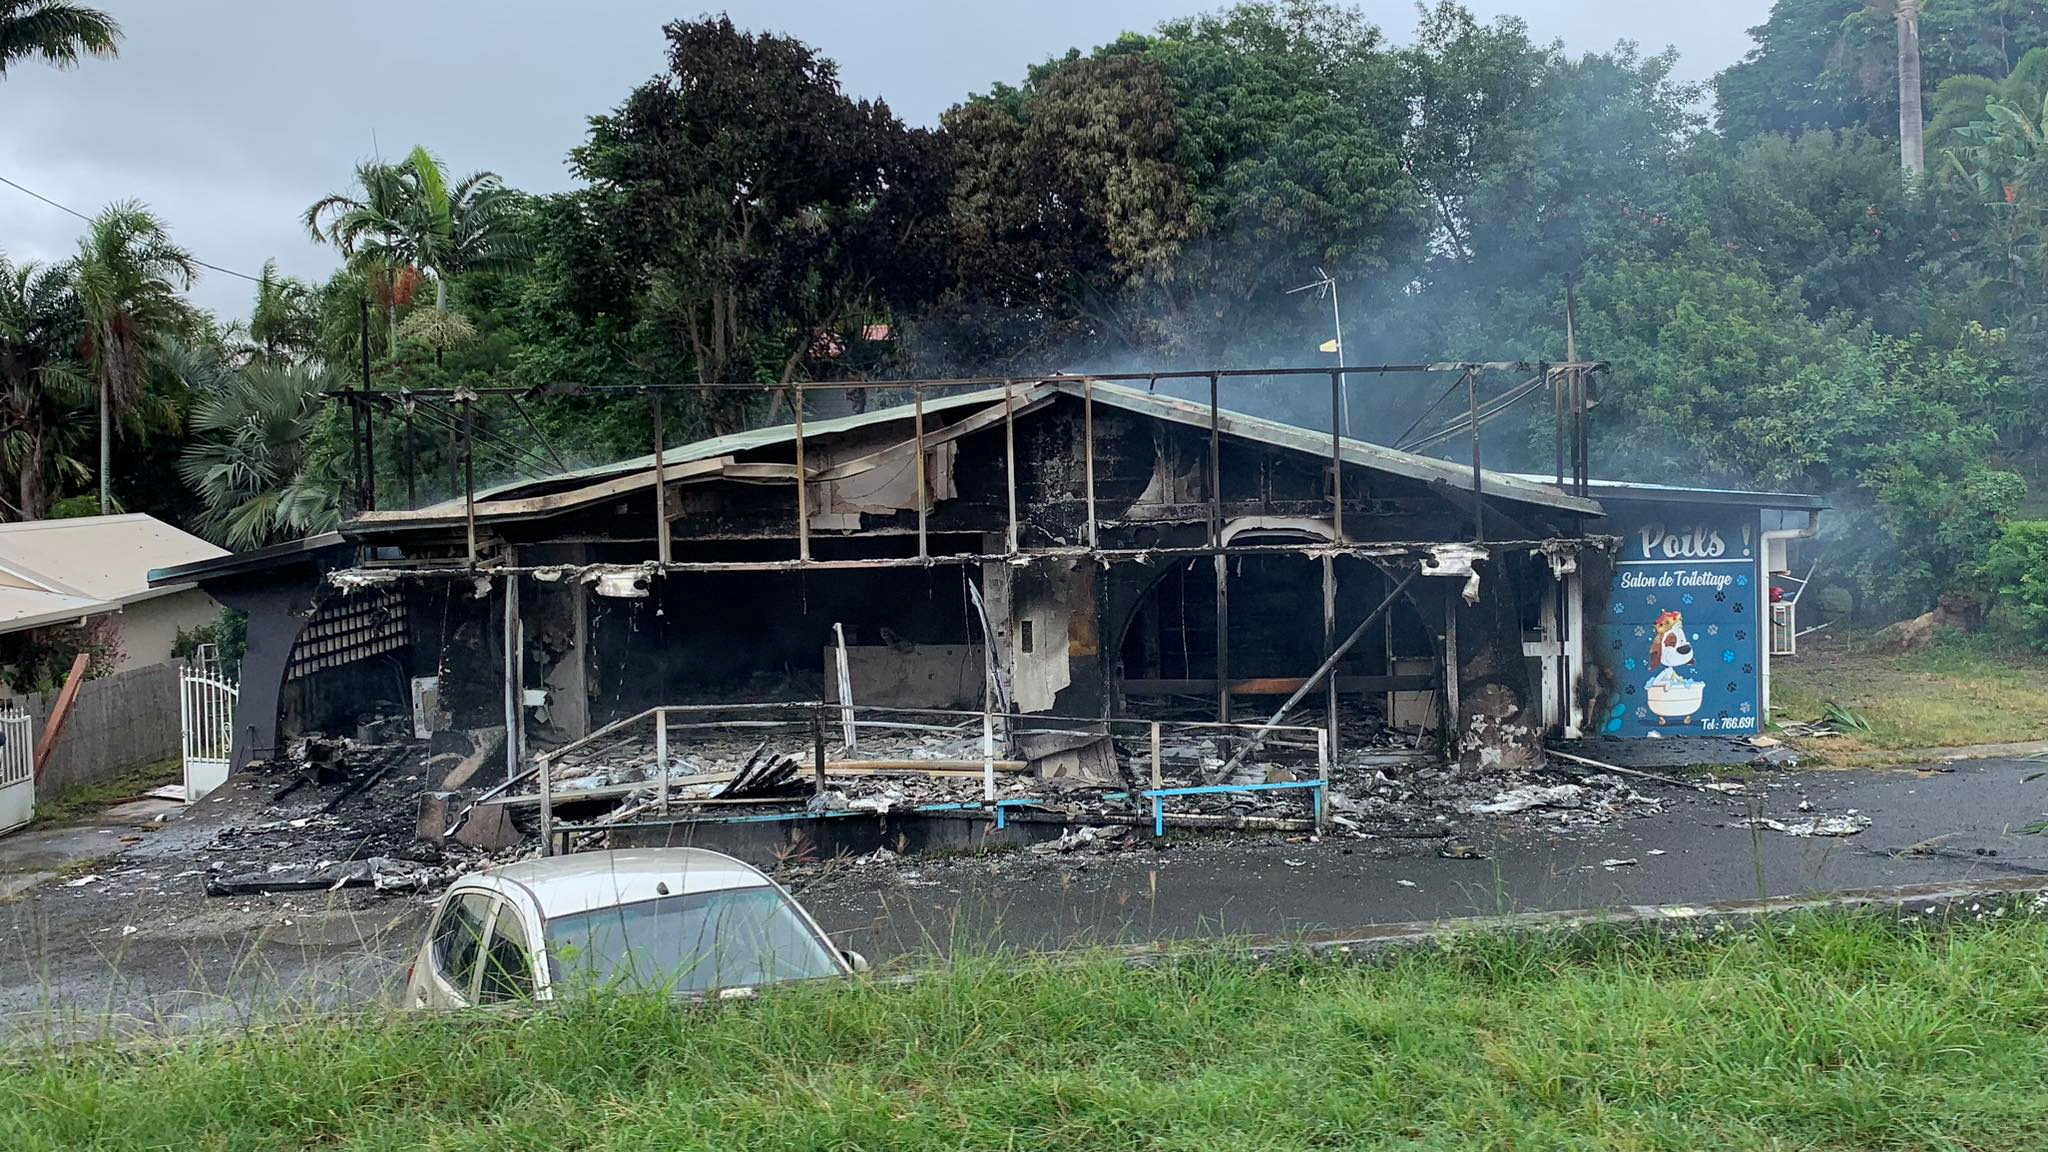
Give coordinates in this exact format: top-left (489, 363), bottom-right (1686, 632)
top-left (1982, 520), bottom-right (2048, 650)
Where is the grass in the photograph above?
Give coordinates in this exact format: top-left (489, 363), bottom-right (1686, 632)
top-left (6, 912), bottom-right (2048, 1149)
top-left (1773, 630), bottom-right (2048, 762)
top-left (28, 758), bottom-right (179, 827)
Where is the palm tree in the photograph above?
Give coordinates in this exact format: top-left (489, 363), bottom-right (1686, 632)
top-left (304, 146), bottom-right (526, 355)
top-left (0, 0), bottom-right (118, 78)
top-left (71, 202), bottom-right (196, 514)
top-left (177, 358), bottom-right (340, 549)
top-left (1894, 0), bottom-right (1925, 177)
top-left (0, 253), bottom-right (92, 518)
top-left (244, 259), bottom-right (320, 365)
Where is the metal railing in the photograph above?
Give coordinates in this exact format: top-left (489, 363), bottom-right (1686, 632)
top-left (523, 702), bottom-right (1330, 854)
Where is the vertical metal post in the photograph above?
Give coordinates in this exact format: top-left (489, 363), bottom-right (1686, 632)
top-left (652, 392), bottom-right (671, 566)
top-left (1003, 379), bottom-right (1019, 556)
top-left (791, 381), bottom-right (809, 562)
top-left (1322, 554), bottom-right (1338, 761)
top-left (1330, 370), bottom-right (1344, 542)
top-left (981, 692), bottom-right (996, 803)
top-left (811, 705), bottom-right (827, 796)
top-left (346, 394), bottom-right (362, 513)
top-left (1215, 555), bottom-right (1231, 723)
top-left (461, 398), bottom-right (476, 567)
top-left (357, 298), bottom-right (372, 510)
top-left (363, 399), bottom-right (377, 513)
top-left (655, 708), bottom-right (669, 815)
top-left (1466, 368), bottom-right (1483, 545)
top-left (1207, 373), bottom-right (1222, 548)
top-left (1083, 376), bottom-right (1098, 551)
top-left (537, 753), bottom-right (555, 857)
top-left (1315, 727), bottom-right (1329, 835)
top-left (1210, 372), bottom-right (1227, 723)
top-left (403, 408), bottom-right (417, 508)
top-left (1443, 593), bottom-right (1461, 758)
top-left (914, 383), bottom-right (927, 560)
top-left (1550, 361), bottom-right (1564, 487)
top-left (1150, 720), bottom-right (1163, 789)
top-left (502, 572), bottom-right (522, 784)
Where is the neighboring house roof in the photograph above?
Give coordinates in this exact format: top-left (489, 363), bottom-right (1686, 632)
top-left (348, 378), bottom-right (1601, 532)
top-left (0, 514), bottom-right (228, 636)
top-left (147, 531), bottom-right (349, 588)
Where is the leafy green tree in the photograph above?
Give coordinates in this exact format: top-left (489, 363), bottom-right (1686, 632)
top-left (71, 202), bottom-right (196, 514)
top-left (0, 0), bottom-right (116, 78)
top-left (0, 253), bottom-right (91, 518)
top-left (565, 16), bottom-right (949, 431)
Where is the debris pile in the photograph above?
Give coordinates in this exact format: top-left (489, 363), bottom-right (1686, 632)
top-left (195, 736), bottom-right (526, 899)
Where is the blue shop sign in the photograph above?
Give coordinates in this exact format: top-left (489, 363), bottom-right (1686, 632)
top-left (1599, 510), bottom-right (1762, 738)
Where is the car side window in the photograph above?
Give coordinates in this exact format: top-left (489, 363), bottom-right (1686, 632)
top-left (477, 900), bottom-right (534, 1004)
top-left (431, 892), bottom-right (491, 997)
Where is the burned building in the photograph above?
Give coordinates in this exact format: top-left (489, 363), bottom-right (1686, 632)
top-left (151, 366), bottom-right (1820, 861)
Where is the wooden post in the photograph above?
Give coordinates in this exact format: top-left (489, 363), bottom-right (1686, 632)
top-left (914, 383), bottom-right (927, 560)
top-left (1150, 721), bottom-right (1163, 790)
top-left (792, 381), bottom-right (809, 562)
top-left (1083, 375), bottom-right (1097, 551)
top-left (31, 652), bottom-right (90, 783)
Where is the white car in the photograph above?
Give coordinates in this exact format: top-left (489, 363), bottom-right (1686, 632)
top-left (405, 847), bottom-right (862, 1009)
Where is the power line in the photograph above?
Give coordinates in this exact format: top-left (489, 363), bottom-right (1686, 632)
top-left (0, 172), bottom-right (269, 285)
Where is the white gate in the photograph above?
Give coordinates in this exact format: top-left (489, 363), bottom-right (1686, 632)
top-left (181, 664), bottom-right (238, 802)
top-left (0, 705), bottom-right (34, 834)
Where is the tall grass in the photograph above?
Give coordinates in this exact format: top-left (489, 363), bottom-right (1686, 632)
top-left (5, 912), bottom-right (2048, 1149)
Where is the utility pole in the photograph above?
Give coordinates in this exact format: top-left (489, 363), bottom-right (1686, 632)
top-left (1897, 0), bottom-right (1926, 178)
top-left (1288, 267), bottom-right (1348, 436)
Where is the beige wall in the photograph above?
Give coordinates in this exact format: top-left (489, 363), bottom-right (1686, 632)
top-left (111, 588), bottom-right (223, 671)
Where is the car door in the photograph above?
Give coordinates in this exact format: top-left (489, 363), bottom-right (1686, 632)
top-left (475, 892), bottom-right (540, 1005)
top-left (421, 890), bottom-right (493, 1008)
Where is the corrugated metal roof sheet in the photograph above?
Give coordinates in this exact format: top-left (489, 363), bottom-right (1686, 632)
top-left (348, 378), bottom-right (1601, 528)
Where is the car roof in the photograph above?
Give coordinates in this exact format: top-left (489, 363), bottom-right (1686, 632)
top-left (462, 848), bottom-right (774, 919)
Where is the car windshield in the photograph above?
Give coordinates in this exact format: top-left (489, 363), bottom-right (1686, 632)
top-left (544, 885), bottom-right (842, 994)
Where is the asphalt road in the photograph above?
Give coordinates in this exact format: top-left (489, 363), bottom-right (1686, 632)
top-left (793, 758), bottom-right (2048, 958)
top-left (5, 758), bottom-right (2046, 1038)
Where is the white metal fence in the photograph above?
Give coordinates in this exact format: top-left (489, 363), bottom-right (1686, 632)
top-left (180, 666), bottom-right (238, 802)
top-left (0, 705), bottom-right (35, 834)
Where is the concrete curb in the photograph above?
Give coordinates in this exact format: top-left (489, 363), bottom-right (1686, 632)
top-left (1121, 876), bottom-right (2048, 965)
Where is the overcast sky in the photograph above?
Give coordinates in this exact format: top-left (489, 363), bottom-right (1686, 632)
top-left (1, 1), bottom-right (1775, 317)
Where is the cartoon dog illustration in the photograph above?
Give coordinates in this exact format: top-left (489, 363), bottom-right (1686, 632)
top-left (1644, 610), bottom-right (1705, 724)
